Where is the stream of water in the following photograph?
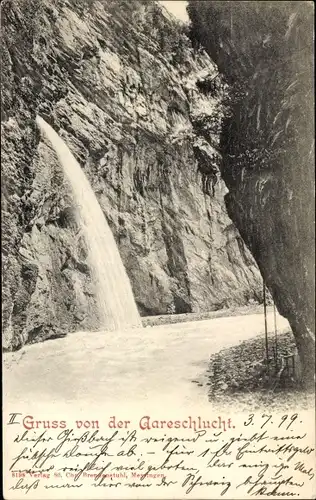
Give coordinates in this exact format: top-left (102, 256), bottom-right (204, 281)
top-left (36, 116), bottom-right (142, 330)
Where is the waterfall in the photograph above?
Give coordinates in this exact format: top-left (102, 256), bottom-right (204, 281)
top-left (36, 116), bottom-right (142, 330)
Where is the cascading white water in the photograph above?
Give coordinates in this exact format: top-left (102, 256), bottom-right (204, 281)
top-left (36, 116), bottom-right (142, 330)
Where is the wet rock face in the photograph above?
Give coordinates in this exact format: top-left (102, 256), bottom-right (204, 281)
top-left (2, 0), bottom-right (262, 349)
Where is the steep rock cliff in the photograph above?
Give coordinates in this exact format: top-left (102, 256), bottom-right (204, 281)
top-left (2, 0), bottom-right (262, 350)
top-left (188, 1), bottom-right (315, 384)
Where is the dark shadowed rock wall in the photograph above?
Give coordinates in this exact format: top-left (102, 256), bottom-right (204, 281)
top-left (187, 0), bottom-right (315, 383)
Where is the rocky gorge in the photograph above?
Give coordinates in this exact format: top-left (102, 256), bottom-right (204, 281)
top-left (188, 0), bottom-right (315, 385)
top-left (2, 0), bottom-right (263, 350)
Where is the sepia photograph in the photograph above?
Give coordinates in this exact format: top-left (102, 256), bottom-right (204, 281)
top-left (2, 0), bottom-right (315, 498)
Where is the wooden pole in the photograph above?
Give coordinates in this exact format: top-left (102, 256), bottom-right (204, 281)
top-left (273, 302), bottom-right (278, 373)
top-left (263, 282), bottom-right (270, 375)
